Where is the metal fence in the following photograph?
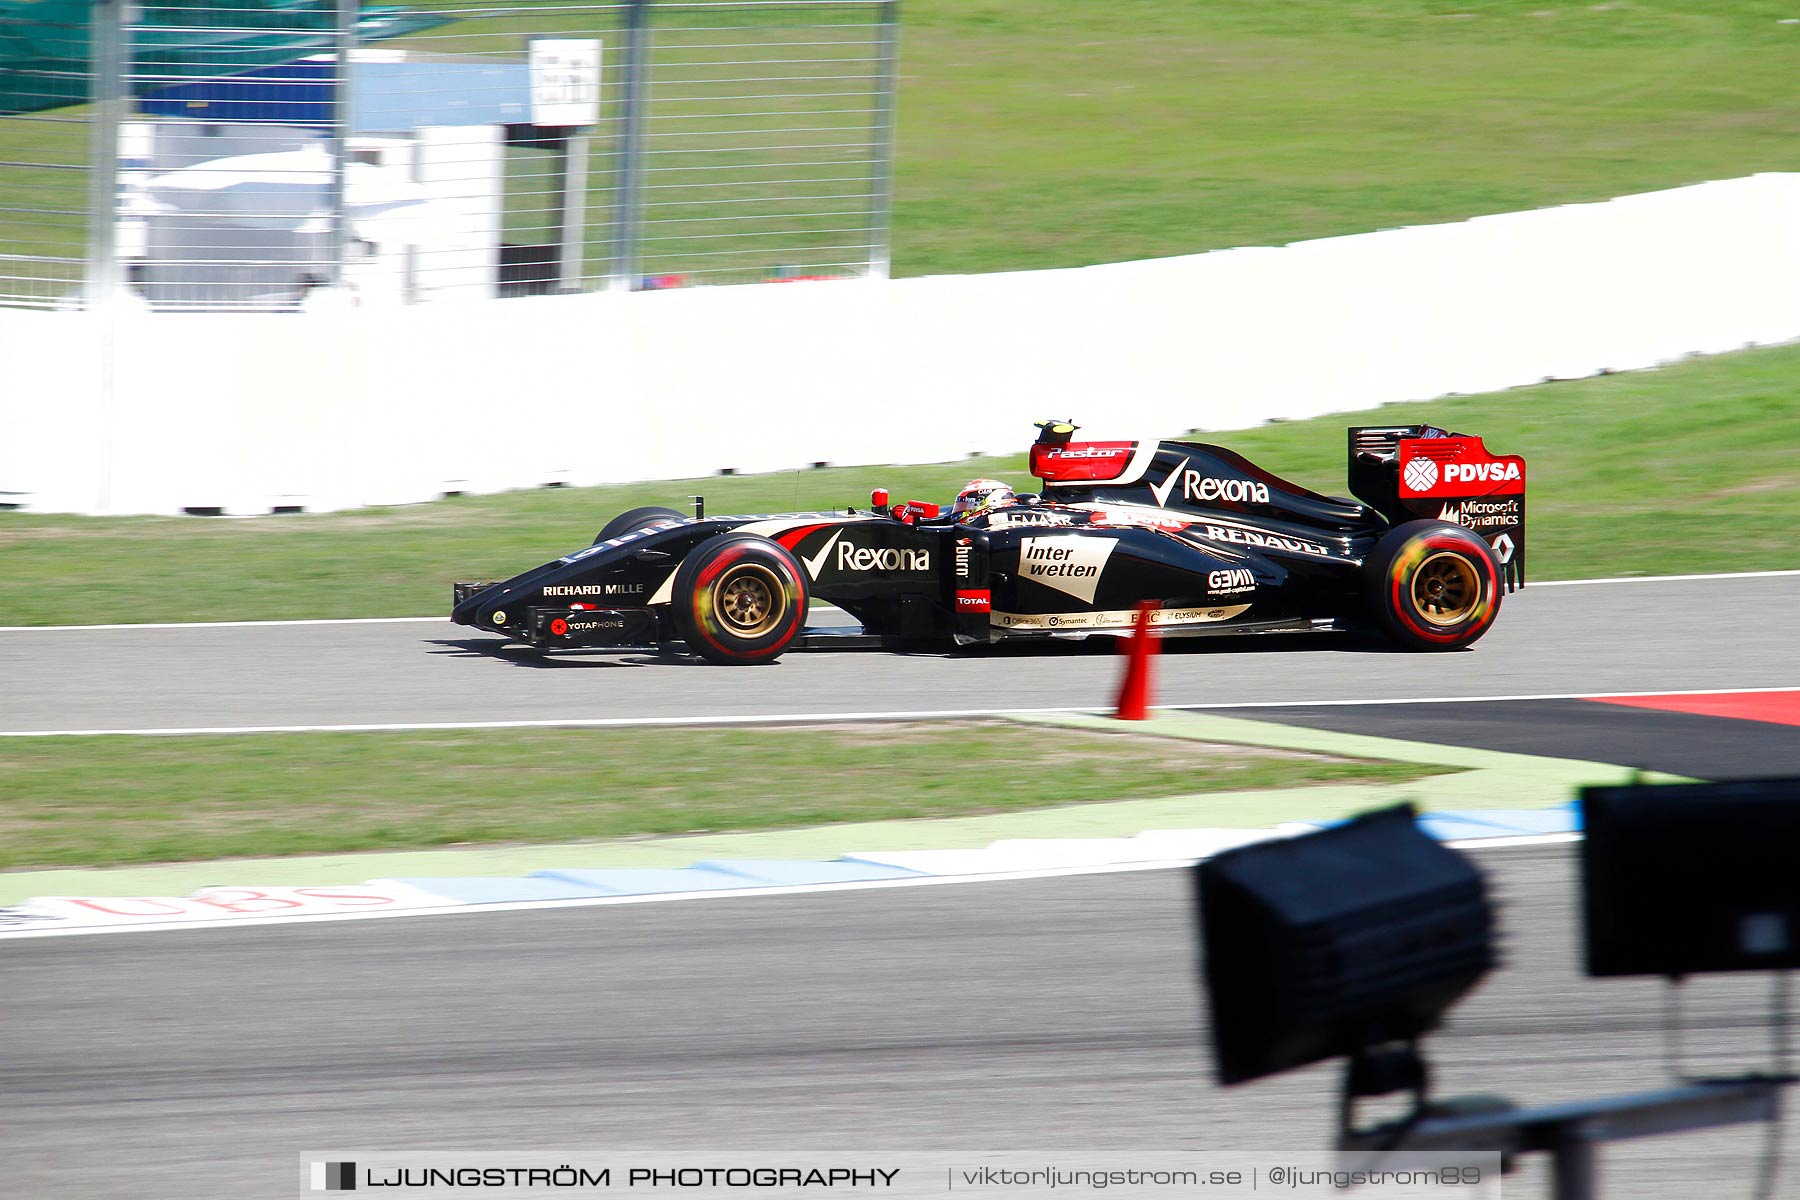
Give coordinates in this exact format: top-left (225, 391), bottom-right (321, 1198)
top-left (0, 0), bottom-right (896, 310)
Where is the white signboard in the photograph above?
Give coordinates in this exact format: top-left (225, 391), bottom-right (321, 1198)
top-left (530, 39), bottom-right (603, 127)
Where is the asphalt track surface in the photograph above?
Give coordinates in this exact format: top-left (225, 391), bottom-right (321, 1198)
top-left (3, 574), bottom-right (1798, 734)
top-left (6, 847), bottom-right (1788, 1200)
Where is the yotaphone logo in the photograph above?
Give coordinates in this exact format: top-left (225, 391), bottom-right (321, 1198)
top-left (1403, 458), bottom-right (1439, 492)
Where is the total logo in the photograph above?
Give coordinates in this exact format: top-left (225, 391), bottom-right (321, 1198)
top-left (1148, 457), bottom-right (1270, 507)
top-left (802, 529), bottom-right (931, 578)
top-left (1207, 568), bottom-right (1256, 595)
top-left (955, 588), bottom-right (991, 612)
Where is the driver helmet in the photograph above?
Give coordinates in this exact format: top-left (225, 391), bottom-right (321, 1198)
top-left (951, 478), bottom-right (1016, 520)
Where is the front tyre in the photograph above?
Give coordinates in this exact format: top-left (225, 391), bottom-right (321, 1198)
top-left (671, 534), bottom-right (809, 664)
top-left (1365, 520), bottom-right (1502, 651)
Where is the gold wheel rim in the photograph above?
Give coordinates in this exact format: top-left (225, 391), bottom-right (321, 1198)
top-left (714, 563), bottom-right (785, 637)
top-left (1412, 551), bottom-right (1482, 626)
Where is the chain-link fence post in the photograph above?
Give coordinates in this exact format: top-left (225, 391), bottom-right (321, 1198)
top-left (327, 0), bottom-right (356, 288)
top-left (84, 0), bottom-right (127, 308)
top-left (864, 0), bottom-right (899, 280)
top-left (607, 0), bottom-right (652, 291)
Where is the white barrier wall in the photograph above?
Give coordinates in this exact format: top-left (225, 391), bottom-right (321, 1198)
top-left (5, 173), bottom-right (1799, 515)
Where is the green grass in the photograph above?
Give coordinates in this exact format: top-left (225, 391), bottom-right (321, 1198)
top-left (7, 2), bottom-right (1800, 282)
top-left (0, 721), bottom-right (1437, 869)
top-left (894, 0), bottom-right (1800, 275)
top-left (2, 342), bottom-right (1796, 625)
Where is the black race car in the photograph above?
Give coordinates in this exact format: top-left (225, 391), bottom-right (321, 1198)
top-left (450, 421), bottom-right (1526, 664)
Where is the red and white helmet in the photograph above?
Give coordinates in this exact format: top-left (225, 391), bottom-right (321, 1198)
top-left (951, 478), bottom-right (1016, 518)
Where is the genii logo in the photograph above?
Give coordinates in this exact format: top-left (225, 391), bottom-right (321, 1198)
top-left (1207, 568), bottom-right (1255, 594)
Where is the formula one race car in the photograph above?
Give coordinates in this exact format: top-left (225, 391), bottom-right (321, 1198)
top-left (450, 422), bottom-right (1526, 664)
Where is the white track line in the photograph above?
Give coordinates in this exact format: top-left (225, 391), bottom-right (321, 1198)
top-left (0, 616), bottom-right (448, 633)
top-left (0, 838), bottom-right (1566, 941)
top-left (1, 571), bottom-right (1793, 634)
top-left (5, 686), bottom-right (1798, 738)
top-left (1526, 569), bottom-right (1800, 587)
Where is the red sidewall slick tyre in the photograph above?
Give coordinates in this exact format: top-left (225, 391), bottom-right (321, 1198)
top-left (1366, 520), bottom-right (1502, 651)
top-left (672, 534), bottom-right (809, 665)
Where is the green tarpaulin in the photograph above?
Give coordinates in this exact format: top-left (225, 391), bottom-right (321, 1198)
top-left (0, 0), bottom-right (445, 115)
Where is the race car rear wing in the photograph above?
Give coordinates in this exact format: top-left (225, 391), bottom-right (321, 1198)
top-left (1349, 426), bottom-right (1527, 591)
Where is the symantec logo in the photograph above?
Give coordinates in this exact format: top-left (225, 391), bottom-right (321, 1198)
top-left (1399, 437), bottom-right (1525, 498)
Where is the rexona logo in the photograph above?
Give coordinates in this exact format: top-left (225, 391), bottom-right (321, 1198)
top-left (1184, 474), bottom-right (1270, 505)
top-left (1019, 536), bottom-right (1118, 603)
top-left (1147, 457), bottom-right (1270, 507)
top-left (1207, 568), bottom-right (1256, 595)
top-left (837, 541), bottom-right (930, 573)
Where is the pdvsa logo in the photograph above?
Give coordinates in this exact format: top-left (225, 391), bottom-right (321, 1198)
top-left (1403, 459), bottom-right (1439, 492)
top-left (1443, 461), bottom-right (1521, 484)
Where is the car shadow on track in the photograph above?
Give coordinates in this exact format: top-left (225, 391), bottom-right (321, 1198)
top-left (424, 638), bottom-right (677, 669)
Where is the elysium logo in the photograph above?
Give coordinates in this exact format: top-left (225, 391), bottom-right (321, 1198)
top-left (311, 1162), bottom-right (356, 1191)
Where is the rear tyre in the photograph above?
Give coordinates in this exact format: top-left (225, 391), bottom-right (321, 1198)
top-left (1365, 520), bottom-right (1502, 651)
top-left (594, 506), bottom-right (684, 545)
top-left (671, 534), bottom-right (809, 664)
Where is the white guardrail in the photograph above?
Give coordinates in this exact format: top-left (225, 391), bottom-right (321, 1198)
top-left (4, 172), bottom-right (1799, 515)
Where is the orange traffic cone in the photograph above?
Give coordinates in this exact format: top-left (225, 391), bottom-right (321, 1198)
top-left (1114, 600), bottom-right (1160, 720)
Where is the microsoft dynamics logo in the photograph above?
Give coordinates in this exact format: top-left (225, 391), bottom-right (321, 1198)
top-left (310, 1162), bottom-right (356, 1191)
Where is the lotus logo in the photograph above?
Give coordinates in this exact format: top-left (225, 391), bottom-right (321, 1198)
top-left (1403, 458), bottom-right (1439, 492)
